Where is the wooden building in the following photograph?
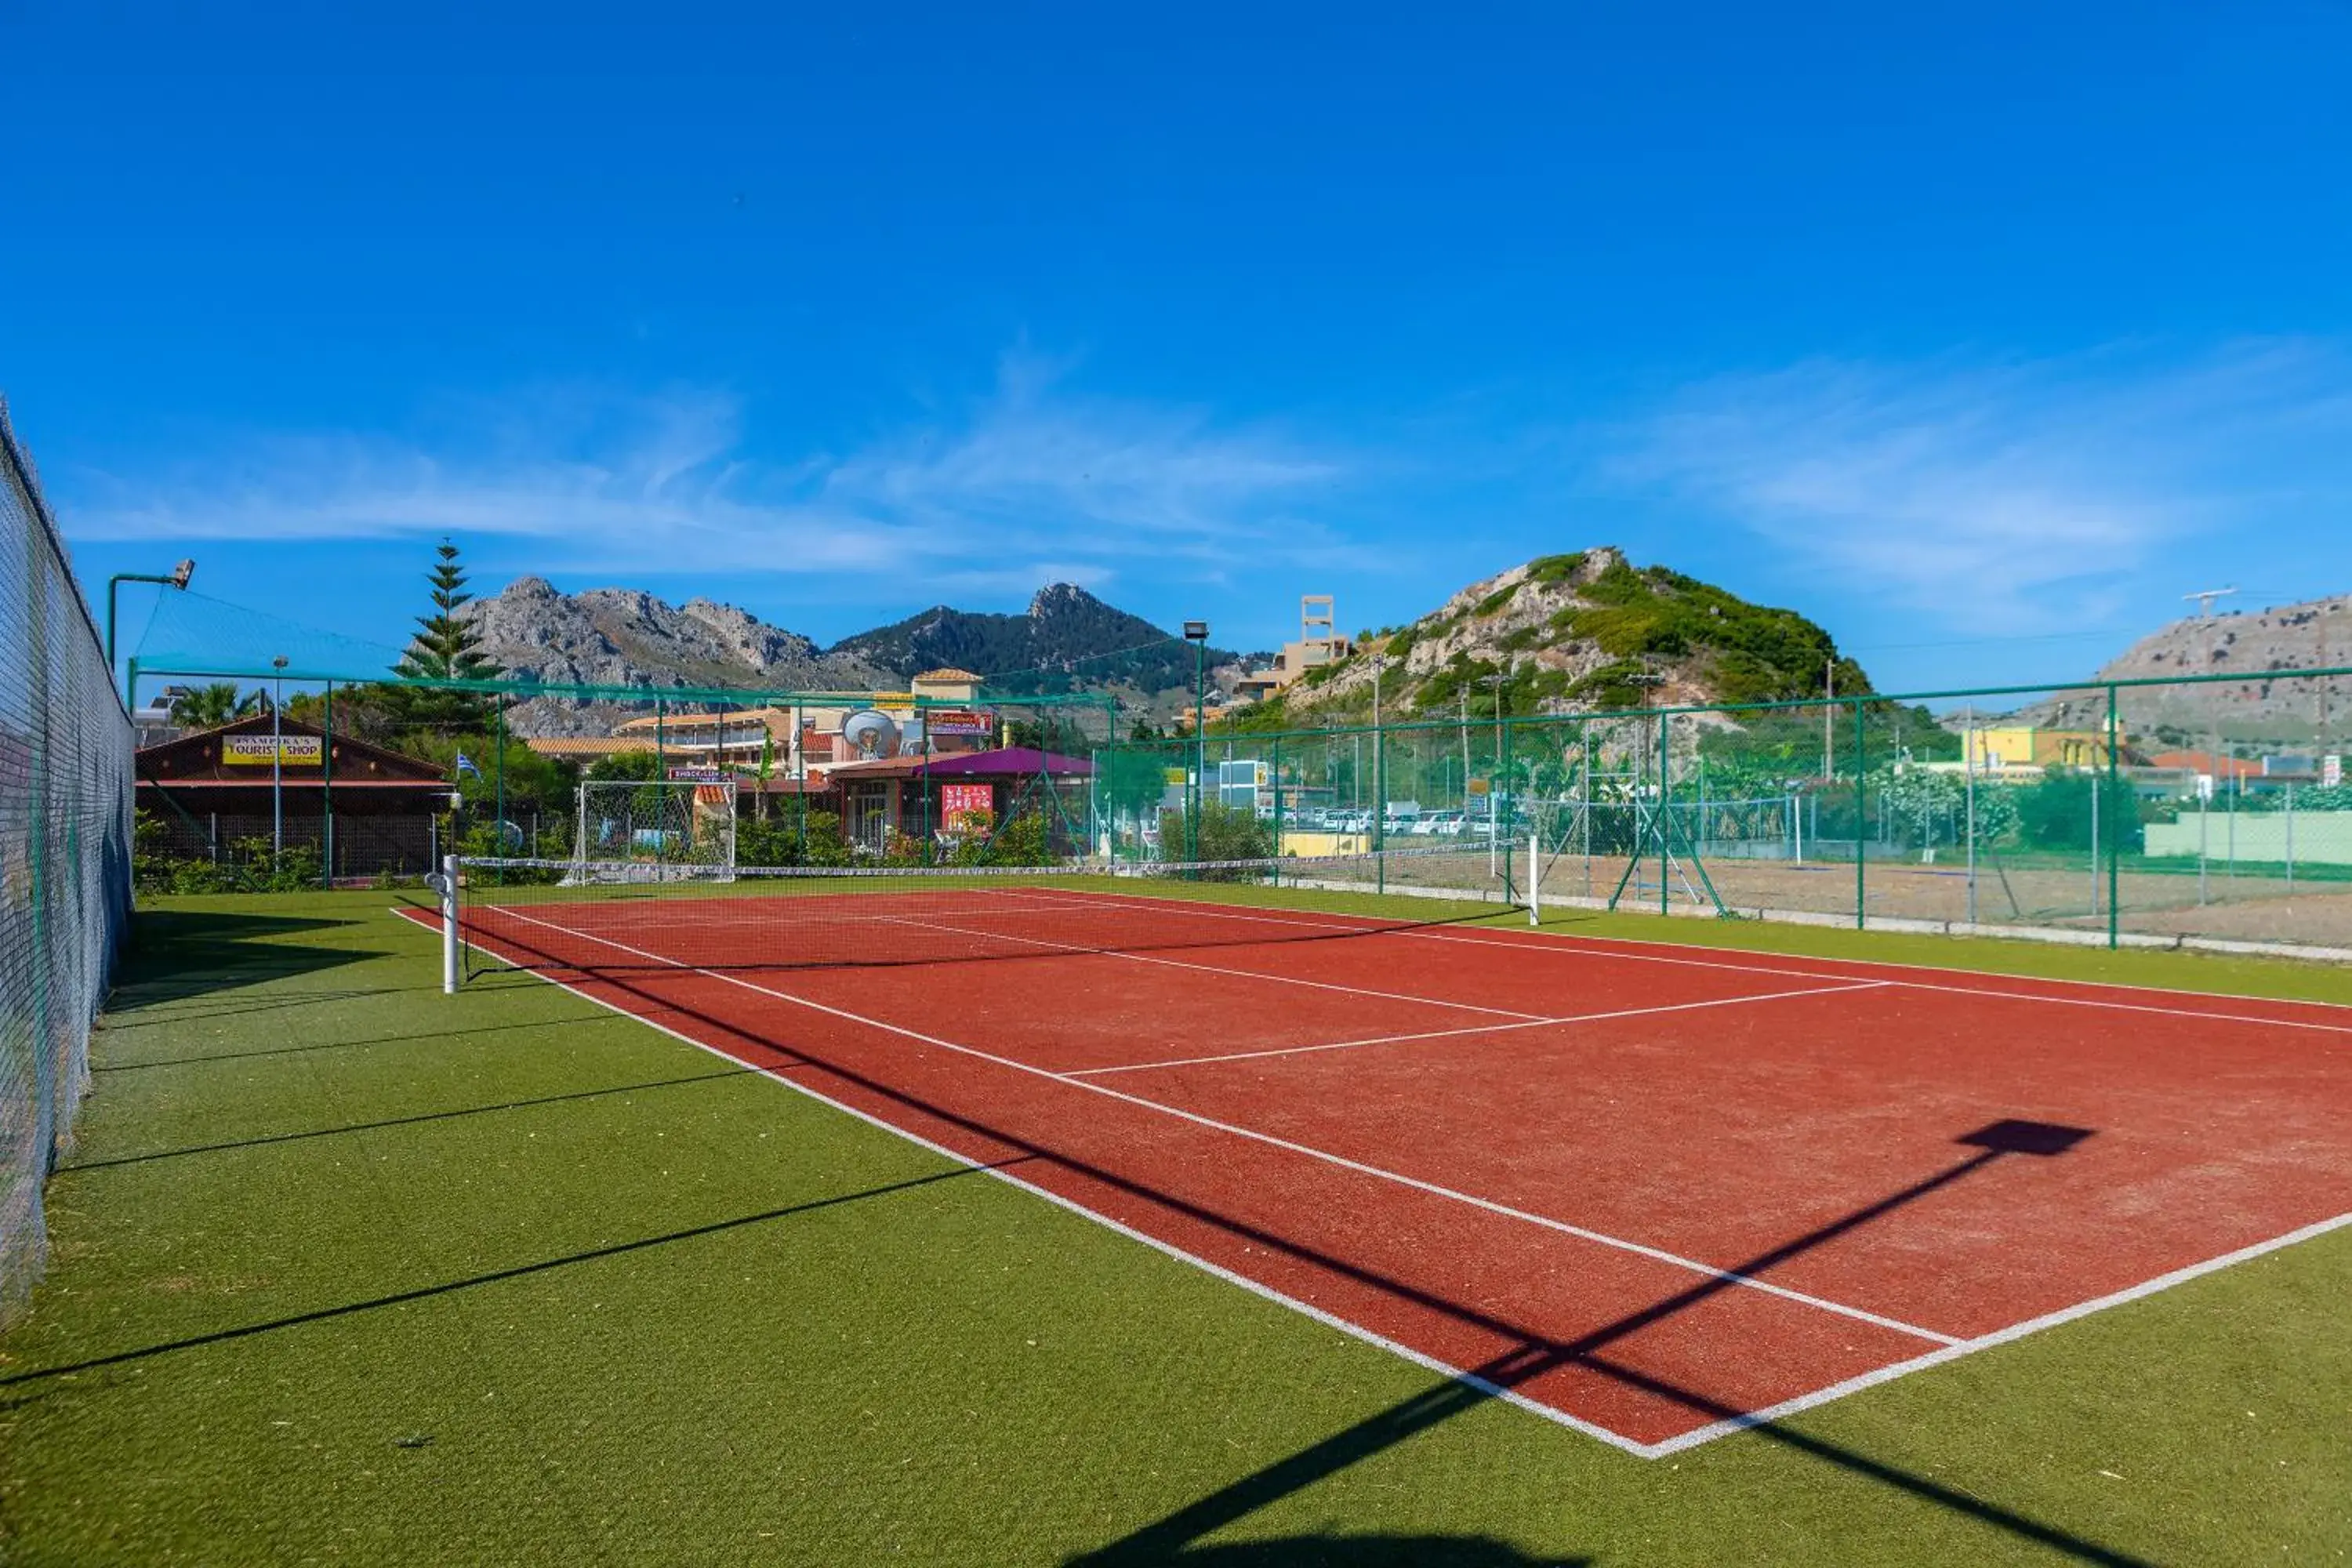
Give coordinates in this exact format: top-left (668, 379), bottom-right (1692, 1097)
top-left (136, 716), bottom-right (454, 877)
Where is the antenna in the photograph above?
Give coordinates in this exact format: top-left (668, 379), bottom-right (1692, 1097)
top-left (2183, 586), bottom-right (2238, 618)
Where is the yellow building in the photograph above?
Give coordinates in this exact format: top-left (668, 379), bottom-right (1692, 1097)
top-left (1962, 725), bottom-right (2114, 771)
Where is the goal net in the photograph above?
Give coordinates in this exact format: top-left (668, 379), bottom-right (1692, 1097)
top-left (573, 778), bottom-right (738, 880)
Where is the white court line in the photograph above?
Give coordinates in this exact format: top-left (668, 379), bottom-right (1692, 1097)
top-left (1002, 887), bottom-right (2352, 1035)
top-left (407, 907), bottom-right (1667, 1458)
top-left (419, 906), bottom-right (2352, 1457)
top-left (1642, 1207), bottom-right (2352, 1456)
top-left (485, 902), bottom-right (1958, 1348)
top-left (1064, 1016), bottom-right (1583, 1076)
top-left (1044, 976), bottom-right (1891, 1079)
top-left (874, 911), bottom-right (1550, 1022)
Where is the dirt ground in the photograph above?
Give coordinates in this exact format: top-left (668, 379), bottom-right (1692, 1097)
top-left (1527, 854), bottom-right (2352, 953)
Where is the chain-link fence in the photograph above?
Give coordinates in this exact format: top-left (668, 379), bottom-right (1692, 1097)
top-left (2, 399), bottom-right (135, 1317)
top-left (1099, 666), bottom-right (2352, 960)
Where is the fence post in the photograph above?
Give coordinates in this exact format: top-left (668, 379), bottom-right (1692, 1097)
top-left (1657, 707), bottom-right (1669, 917)
top-left (1581, 727), bottom-right (1593, 898)
top-left (2108, 684), bottom-right (2122, 946)
top-left (1271, 735), bottom-right (1283, 884)
top-left (1852, 695), bottom-right (1867, 930)
top-left (2088, 755), bottom-right (2100, 919)
top-left (321, 681), bottom-right (336, 888)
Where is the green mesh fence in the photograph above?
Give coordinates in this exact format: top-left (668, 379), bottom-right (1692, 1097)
top-left (2111, 669), bottom-right (2352, 950)
top-left (1, 398), bottom-right (135, 1317)
top-left (1096, 666), bottom-right (2352, 959)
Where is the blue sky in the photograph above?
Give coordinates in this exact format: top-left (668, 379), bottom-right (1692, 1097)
top-left (9, 2), bottom-right (2351, 699)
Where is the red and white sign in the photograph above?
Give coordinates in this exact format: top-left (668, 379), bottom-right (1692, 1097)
top-left (939, 782), bottom-right (994, 822)
top-left (2326, 754), bottom-right (2343, 789)
top-left (927, 709), bottom-right (994, 738)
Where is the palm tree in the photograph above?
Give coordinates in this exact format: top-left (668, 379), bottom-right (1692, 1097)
top-left (167, 682), bottom-right (268, 728)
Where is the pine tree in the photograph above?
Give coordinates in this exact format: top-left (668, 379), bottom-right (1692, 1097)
top-left (396, 540), bottom-right (500, 685)
top-left (377, 539), bottom-right (501, 735)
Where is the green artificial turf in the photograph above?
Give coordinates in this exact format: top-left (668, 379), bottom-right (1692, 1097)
top-left (0, 891), bottom-right (2346, 1564)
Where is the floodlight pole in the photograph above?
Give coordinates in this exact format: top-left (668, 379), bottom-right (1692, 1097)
top-left (105, 558), bottom-right (194, 692)
top-left (1184, 621), bottom-right (1209, 863)
top-left (270, 654), bottom-right (289, 860)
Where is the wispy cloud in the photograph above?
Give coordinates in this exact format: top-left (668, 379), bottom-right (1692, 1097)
top-left (1607, 340), bottom-right (2352, 630)
top-left (63, 351), bottom-right (1352, 593)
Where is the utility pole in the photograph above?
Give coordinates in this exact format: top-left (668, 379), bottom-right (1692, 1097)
top-left (1486, 670), bottom-right (1507, 874)
top-left (2320, 596), bottom-right (2335, 745)
top-left (1370, 647), bottom-right (1384, 854)
top-left (1458, 687), bottom-right (1470, 812)
top-left (2186, 587), bottom-right (2238, 835)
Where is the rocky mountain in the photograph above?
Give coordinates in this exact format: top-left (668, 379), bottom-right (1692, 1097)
top-left (459, 577), bottom-right (1236, 735)
top-left (833, 583), bottom-right (1241, 699)
top-left (2023, 593), bottom-right (2352, 743)
top-left (460, 577), bottom-right (891, 735)
top-left (457, 554), bottom-right (1877, 738)
top-left (1242, 546), bottom-right (1868, 727)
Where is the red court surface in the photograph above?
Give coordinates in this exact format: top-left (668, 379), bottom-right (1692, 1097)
top-left (408, 886), bottom-right (2352, 1456)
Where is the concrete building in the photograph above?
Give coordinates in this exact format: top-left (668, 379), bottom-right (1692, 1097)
top-left (526, 669), bottom-right (1000, 777)
top-left (1236, 596), bottom-right (1352, 701)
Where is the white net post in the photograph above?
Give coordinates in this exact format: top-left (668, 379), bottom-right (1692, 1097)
top-left (438, 854), bottom-right (459, 994)
top-left (1527, 829), bottom-right (1540, 927)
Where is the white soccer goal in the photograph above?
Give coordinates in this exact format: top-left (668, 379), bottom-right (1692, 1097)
top-left (573, 777), bottom-right (738, 880)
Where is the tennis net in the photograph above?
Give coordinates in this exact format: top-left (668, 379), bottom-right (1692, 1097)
top-left (441, 840), bottom-right (1534, 984)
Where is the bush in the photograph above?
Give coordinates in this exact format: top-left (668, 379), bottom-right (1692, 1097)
top-left (985, 809), bottom-right (1052, 867)
top-left (2013, 769), bottom-right (2138, 852)
top-left (739, 808), bottom-right (852, 868)
top-left (1160, 801), bottom-right (1272, 866)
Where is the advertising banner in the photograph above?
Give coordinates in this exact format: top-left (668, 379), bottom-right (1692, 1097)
top-left (221, 734), bottom-right (324, 767)
top-left (927, 709), bottom-right (994, 738)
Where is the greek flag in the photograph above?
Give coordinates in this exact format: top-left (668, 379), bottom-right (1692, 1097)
top-left (455, 752), bottom-right (483, 779)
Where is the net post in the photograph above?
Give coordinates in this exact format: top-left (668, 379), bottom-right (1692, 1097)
top-left (1527, 824), bottom-right (1539, 927)
top-left (440, 853), bottom-right (459, 995)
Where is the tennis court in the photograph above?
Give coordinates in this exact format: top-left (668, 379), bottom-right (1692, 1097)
top-left (414, 867), bottom-right (2352, 1457)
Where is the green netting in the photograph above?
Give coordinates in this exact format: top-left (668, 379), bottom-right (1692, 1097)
top-left (130, 586), bottom-right (410, 682)
top-left (1, 399), bottom-right (134, 1318)
top-left (1094, 665), bottom-right (2352, 957)
top-left (2113, 670), bottom-right (2352, 951)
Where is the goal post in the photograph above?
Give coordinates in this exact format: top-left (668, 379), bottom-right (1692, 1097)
top-left (573, 777), bottom-right (738, 878)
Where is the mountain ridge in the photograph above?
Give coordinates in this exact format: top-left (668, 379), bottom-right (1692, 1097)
top-left (2022, 593), bottom-right (2352, 742)
top-left (459, 578), bottom-right (1237, 734)
top-left (456, 554), bottom-right (1883, 736)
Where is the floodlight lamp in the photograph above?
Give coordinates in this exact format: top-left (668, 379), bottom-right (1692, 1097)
top-left (1182, 620), bottom-right (1209, 642)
